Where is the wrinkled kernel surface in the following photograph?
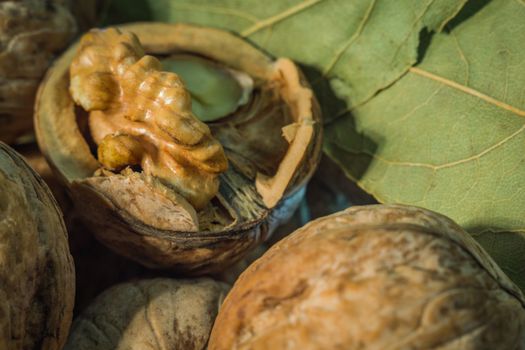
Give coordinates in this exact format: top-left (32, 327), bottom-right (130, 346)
top-left (69, 28), bottom-right (228, 209)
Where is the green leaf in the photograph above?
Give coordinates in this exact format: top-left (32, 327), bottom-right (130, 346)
top-left (105, 0), bottom-right (467, 121)
top-left (326, 0), bottom-right (525, 289)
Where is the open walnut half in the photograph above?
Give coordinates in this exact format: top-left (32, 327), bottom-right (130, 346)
top-left (35, 23), bottom-right (322, 274)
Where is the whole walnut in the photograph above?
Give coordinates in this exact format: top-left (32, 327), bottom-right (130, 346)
top-left (0, 0), bottom-right (76, 143)
top-left (209, 205), bottom-right (525, 350)
top-left (0, 142), bottom-right (75, 350)
top-left (65, 278), bottom-right (229, 350)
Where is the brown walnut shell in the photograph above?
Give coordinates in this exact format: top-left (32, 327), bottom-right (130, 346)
top-left (209, 204), bottom-right (525, 350)
top-left (0, 0), bottom-right (76, 144)
top-left (0, 142), bottom-right (75, 350)
top-left (35, 23), bottom-right (322, 274)
top-left (64, 278), bottom-right (229, 350)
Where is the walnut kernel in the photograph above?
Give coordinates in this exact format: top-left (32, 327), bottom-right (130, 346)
top-left (70, 28), bottom-right (228, 210)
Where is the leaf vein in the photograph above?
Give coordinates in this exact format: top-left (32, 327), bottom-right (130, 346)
top-left (415, 169), bottom-right (437, 206)
top-left (450, 30), bottom-right (470, 85)
top-left (390, 0), bottom-right (437, 64)
top-left (170, 3), bottom-right (259, 22)
top-left (409, 67), bottom-right (525, 117)
top-left (449, 158), bottom-right (481, 207)
top-left (241, 0), bottom-right (325, 37)
top-left (344, 123), bottom-right (524, 170)
top-left (502, 49), bottom-right (511, 102)
top-left (330, 68), bottom-right (414, 122)
top-left (393, 86), bottom-right (443, 124)
top-left (321, 0), bottom-right (377, 77)
top-left (471, 231), bottom-right (525, 250)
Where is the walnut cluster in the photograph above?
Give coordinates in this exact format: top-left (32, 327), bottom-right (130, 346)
top-left (69, 28), bottom-right (228, 209)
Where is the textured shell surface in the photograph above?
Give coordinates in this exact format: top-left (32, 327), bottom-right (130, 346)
top-left (0, 142), bottom-right (75, 350)
top-left (209, 204), bottom-right (525, 350)
top-left (0, 0), bottom-right (76, 143)
top-left (65, 278), bottom-right (229, 350)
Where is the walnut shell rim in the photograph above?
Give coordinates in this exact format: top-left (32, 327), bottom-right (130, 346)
top-left (34, 23), bottom-right (322, 274)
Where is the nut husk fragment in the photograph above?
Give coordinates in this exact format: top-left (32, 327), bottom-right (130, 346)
top-left (0, 142), bottom-right (75, 350)
top-left (0, 0), bottom-right (76, 144)
top-left (209, 204), bottom-right (525, 350)
top-left (35, 23), bottom-right (322, 274)
top-left (64, 278), bottom-right (229, 350)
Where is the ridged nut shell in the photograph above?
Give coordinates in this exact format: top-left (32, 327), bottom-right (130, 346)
top-left (64, 278), bottom-right (229, 350)
top-left (209, 204), bottom-right (525, 350)
top-left (0, 142), bottom-right (75, 350)
top-left (0, 0), bottom-right (76, 143)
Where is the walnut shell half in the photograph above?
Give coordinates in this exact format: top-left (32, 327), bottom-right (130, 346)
top-left (0, 142), bottom-right (75, 350)
top-left (209, 204), bottom-right (525, 350)
top-left (35, 23), bottom-right (322, 274)
top-left (64, 278), bottom-right (229, 350)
